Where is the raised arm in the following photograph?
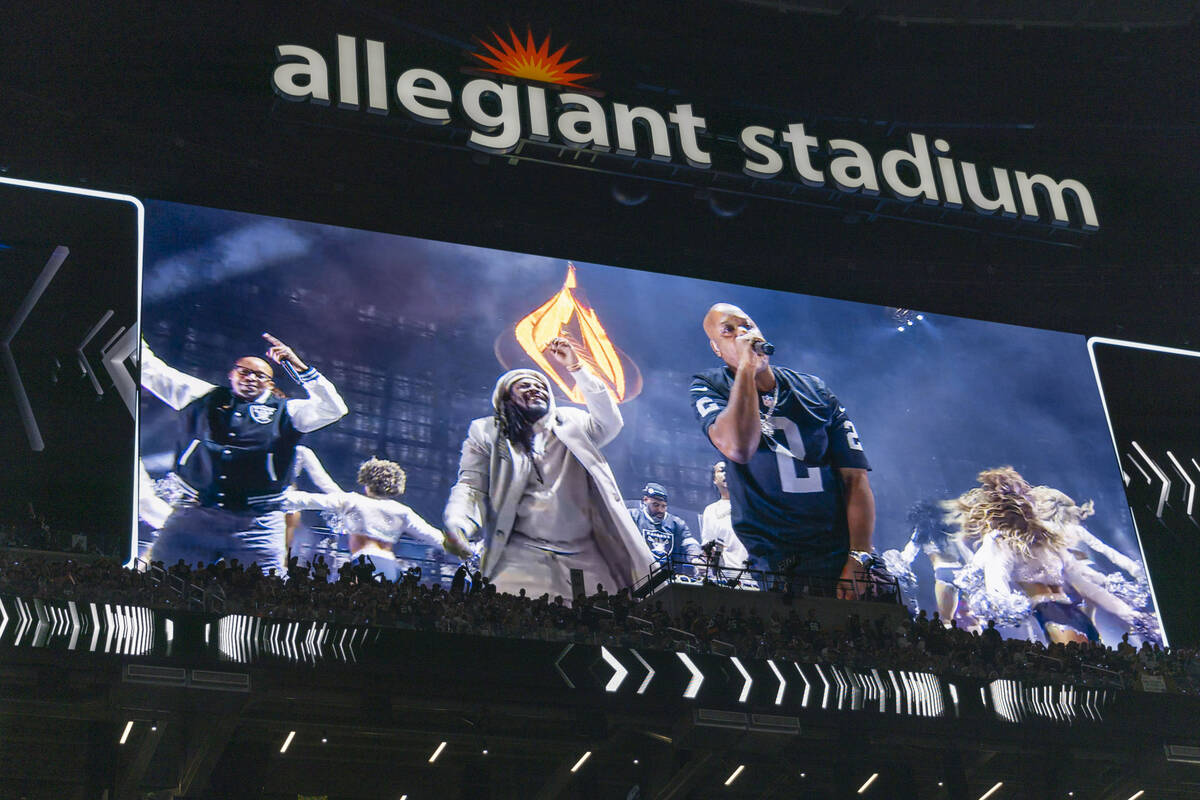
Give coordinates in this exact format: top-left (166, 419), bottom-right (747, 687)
top-left (265, 333), bottom-right (349, 432)
top-left (704, 346), bottom-right (768, 464)
top-left (292, 445), bottom-right (343, 493)
top-left (282, 489), bottom-right (350, 514)
top-left (393, 504), bottom-right (446, 549)
top-left (1067, 522), bottom-right (1145, 580)
top-left (546, 335), bottom-right (623, 447)
top-left (139, 339), bottom-right (215, 410)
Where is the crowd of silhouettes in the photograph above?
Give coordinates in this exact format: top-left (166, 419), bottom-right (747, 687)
top-left (0, 550), bottom-right (1196, 696)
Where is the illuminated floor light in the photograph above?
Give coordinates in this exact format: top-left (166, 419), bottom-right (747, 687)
top-left (1126, 792), bottom-right (1144, 800)
top-left (429, 741), bottom-right (447, 763)
top-left (119, 720), bottom-right (134, 744)
top-left (570, 751), bottom-right (592, 773)
top-left (978, 781), bottom-right (1004, 800)
top-left (279, 731), bottom-right (296, 753)
top-left (857, 773), bottom-right (879, 794)
top-left (724, 765), bottom-right (745, 786)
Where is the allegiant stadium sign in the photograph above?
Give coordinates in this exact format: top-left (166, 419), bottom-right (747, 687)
top-left (271, 32), bottom-right (1099, 231)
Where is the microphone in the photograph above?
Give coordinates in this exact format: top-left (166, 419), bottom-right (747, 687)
top-left (752, 340), bottom-right (775, 356)
top-left (279, 359), bottom-right (303, 384)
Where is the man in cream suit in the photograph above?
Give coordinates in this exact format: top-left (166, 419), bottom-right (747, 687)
top-left (443, 336), bottom-right (655, 602)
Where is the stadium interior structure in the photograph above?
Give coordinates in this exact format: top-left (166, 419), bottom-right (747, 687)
top-left (2, 1), bottom-right (1200, 798)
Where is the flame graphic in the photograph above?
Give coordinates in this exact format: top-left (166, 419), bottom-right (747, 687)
top-left (496, 264), bottom-right (642, 404)
top-left (470, 28), bottom-right (596, 89)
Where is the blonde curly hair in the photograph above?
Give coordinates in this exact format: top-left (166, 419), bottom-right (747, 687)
top-left (943, 467), bottom-right (1065, 558)
top-left (1030, 485), bottom-right (1095, 527)
top-left (356, 457), bottom-right (407, 498)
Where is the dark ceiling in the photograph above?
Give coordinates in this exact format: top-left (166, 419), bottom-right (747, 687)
top-left (0, 0), bottom-right (1197, 345)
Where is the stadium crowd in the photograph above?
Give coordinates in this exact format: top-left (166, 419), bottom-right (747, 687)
top-left (0, 550), bottom-right (1196, 696)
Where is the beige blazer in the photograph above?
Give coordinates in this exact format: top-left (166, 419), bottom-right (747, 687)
top-left (443, 368), bottom-right (655, 590)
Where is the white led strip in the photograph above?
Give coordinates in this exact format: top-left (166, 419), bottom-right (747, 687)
top-left (1088, 336), bottom-right (1185, 648)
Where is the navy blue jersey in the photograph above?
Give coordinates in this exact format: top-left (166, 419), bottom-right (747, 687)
top-left (690, 366), bottom-right (870, 569)
top-left (628, 506), bottom-right (700, 564)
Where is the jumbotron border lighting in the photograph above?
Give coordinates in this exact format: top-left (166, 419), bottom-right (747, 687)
top-left (0, 175), bottom-right (145, 566)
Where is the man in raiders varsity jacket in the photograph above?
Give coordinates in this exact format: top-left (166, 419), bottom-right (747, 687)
top-left (140, 333), bottom-right (348, 573)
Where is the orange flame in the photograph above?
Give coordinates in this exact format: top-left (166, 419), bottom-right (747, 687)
top-left (505, 264), bottom-right (640, 404)
top-left (470, 28), bottom-right (596, 89)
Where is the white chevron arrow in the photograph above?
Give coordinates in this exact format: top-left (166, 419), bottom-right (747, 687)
top-left (601, 646), bottom-right (628, 692)
top-left (730, 656), bottom-right (753, 703)
top-left (767, 659), bottom-right (786, 706)
top-left (630, 648), bottom-right (655, 694)
top-left (677, 652), bottom-right (704, 699)
top-left (2, 245), bottom-right (69, 450)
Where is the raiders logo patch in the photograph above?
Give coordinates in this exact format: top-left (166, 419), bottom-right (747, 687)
top-left (248, 404), bottom-right (277, 424)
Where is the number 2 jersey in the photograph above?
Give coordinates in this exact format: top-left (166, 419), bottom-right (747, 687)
top-left (690, 366), bottom-right (870, 568)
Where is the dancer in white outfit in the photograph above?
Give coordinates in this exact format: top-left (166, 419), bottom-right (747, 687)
top-left (284, 455), bottom-right (468, 582)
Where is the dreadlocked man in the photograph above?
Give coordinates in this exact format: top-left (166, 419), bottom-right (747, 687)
top-left (443, 336), bottom-right (654, 603)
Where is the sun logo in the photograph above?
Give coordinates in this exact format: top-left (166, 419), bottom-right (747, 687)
top-left (470, 28), bottom-right (596, 90)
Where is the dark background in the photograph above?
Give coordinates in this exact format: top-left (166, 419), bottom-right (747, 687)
top-left (0, 183), bottom-right (139, 556)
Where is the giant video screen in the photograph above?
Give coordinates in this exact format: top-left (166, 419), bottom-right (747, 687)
top-left (136, 198), bottom-right (1163, 647)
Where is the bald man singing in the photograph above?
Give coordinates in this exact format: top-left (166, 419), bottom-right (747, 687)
top-left (140, 333), bottom-right (348, 573)
top-left (690, 304), bottom-right (875, 599)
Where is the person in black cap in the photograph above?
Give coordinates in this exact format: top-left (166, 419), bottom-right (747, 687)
top-left (628, 482), bottom-right (702, 577)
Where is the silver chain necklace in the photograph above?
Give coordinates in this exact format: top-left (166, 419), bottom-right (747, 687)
top-left (759, 377), bottom-right (779, 436)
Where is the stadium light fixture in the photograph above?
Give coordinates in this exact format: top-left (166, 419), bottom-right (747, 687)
top-left (724, 765), bottom-right (745, 786)
top-left (570, 751), bottom-right (592, 772)
top-left (978, 782), bottom-right (1004, 800)
top-left (280, 731), bottom-right (296, 753)
top-left (119, 720), bottom-right (134, 744)
top-left (857, 773), bottom-right (879, 794)
top-left (429, 741), bottom-right (447, 763)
